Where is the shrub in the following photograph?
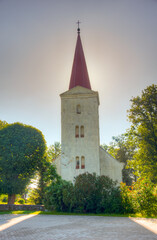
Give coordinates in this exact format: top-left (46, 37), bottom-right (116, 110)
top-left (27, 189), bottom-right (40, 205)
top-left (18, 198), bottom-right (25, 204)
top-left (44, 173), bottom-right (124, 214)
top-left (0, 194), bottom-right (8, 203)
top-left (74, 173), bottom-right (123, 213)
top-left (44, 174), bottom-right (157, 216)
top-left (120, 182), bottom-right (135, 213)
top-left (120, 178), bottom-right (157, 216)
top-left (134, 178), bottom-right (157, 216)
top-left (44, 179), bottom-right (73, 211)
top-left (2, 197), bottom-right (8, 203)
top-left (74, 173), bottom-right (99, 213)
top-left (62, 183), bottom-right (77, 212)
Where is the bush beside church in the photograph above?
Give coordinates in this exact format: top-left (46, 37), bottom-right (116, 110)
top-left (44, 172), bottom-right (157, 216)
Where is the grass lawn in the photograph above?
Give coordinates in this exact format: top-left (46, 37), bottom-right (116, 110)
top-left (0, 210), bottom-right (156, 218)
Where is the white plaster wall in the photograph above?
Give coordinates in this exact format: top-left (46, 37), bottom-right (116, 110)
top-left (60, 86), bottom-right (100, 182)
top-left (99, 147), bottom-right (124, 184)
top-left (53, 155), bottom-right (61, 175)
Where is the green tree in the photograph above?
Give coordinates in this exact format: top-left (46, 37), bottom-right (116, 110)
top-left (35, 156), bottom-right (59, 204)
top-left (101, 132), bottom-right (136, 185)
top-left (0, 120), bottom-right (8, 130)
top-left (34, 156), bottom-right (49, 204)
top-left (120, 178), bottom-right (157, 216)
top-left (0, 122), bottom-right (46, 204)
top-left (47, 142), bottom-right (61, 162)
top-left (28, 142), bottom-right (61, 205)
top-left (127, 84), bottom-right (157, 182)
top-left (0, 121), bottom-right (8, 200)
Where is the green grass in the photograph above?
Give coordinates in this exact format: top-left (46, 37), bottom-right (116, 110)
top-left (0, 210), bottom-right (156, 218)
top-left (0, 210), bottom-right (40, 215)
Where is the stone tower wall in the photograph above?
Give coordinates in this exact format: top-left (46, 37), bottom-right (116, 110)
top-left (60, 86), bottom-right (100, 182)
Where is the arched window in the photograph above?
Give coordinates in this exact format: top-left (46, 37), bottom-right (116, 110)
top-left (75, 126), bottom-right (79, 138)
top-left (81, 156), bottom-right (85, 169)
top-left (76, 156), bottom-right (79, 169)
top-left (80, 126), bottom-right (84, 137)
top-left (76, 104), bottom-right (81, 114)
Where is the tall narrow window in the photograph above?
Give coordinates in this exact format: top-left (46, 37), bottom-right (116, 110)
top-left (80, 126), bottom-right (84, 137)
top-left (81, 156), bottom-right (85, 169)
top-left (76, 156), bottom-right (79, 169)
top-left (76, 104), bottom-right (81, 114)
top-left (75, 126), bottom-right (79, 138)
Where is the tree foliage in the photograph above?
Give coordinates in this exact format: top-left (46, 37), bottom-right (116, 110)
top-left (34, 157), bottom-right (60, 205)
top-left (0, 122), bottom-right (46, 203)
top-left (127, 84), bottom-right (157, 182)
top-left (102, 84), bottom-right (157, 184)
top-left (101, 132), bottom-right (136, 185)
top-left (44, 173), bottom-right (123, 214)
top-left (47, 142), bottom-right (61, 161)
top-left (32, 142), bottom-right (61, 205)
top-left (120, 178), bottom-right (157, 216)
top-left (0, 120), bottom-right (8, 130)
top-left (44, 178), bottom-right (72, 211)
top-left (27, 142), bottom-right (61, 205)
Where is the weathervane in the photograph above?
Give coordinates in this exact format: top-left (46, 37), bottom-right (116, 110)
top-left (76, 20), bottom-right (81, 34)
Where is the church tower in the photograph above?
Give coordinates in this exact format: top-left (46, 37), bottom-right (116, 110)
top-left (60, 26), bottom-right (100, 182)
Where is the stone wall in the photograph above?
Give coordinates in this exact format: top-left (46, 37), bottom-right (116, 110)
top-left (60, 86), bottom-right (100, 182)
top-left (0, 204), bottom-right (45, 211)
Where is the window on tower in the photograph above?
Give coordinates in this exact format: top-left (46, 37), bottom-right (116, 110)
top-left (76, 156), bottom-right (79, 169)
top-left (81, 156), bottom-right (85, 169)
top-left (75, 126), bottom-right (79, 138)
top-left (80, 126), bottom-right (84, 137)
top-left (76, 104), bottom-right (81, 114)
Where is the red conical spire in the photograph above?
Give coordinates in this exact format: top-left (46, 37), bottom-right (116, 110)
top-left (69, 26), bottom-right (91, 90)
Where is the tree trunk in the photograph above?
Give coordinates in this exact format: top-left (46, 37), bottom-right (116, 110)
top-left (8, 194), bottom-right (16, 204)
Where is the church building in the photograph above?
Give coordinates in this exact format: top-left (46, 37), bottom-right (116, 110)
top-left (55, 26), bottom-right (123, 183)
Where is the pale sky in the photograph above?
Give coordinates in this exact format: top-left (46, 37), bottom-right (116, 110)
top-left (0, 0), bottom-right (157, 146)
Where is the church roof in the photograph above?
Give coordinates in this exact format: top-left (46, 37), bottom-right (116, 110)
top-left (69, 28), bottom-right (91, 90)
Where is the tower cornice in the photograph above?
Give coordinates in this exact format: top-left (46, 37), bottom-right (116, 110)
top-left (60, 86), bottom-right (100, 105)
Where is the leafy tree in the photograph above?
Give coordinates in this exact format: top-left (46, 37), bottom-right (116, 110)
top-left (36, 141), bottom-right (61, 204)
top-left (0, 120), bottom-right (8, 130)
top-left (120, 177), bottom-right (157, 216)
top-left (28, 143), bottom-right (61, 205)
top-left (27, 188), bottom-right (41, 205)
top-left (0, 122), bottom-right (46, 204)
top-left (0, 120), bottom-right (8, 199)
top-left (34, 156), bottom-right (49, 205)
top-left (127, 84), bottom-right (157, 182)
top-left (101, 132), bottom-right (136, 185)
top-left (35, 156), bottom-right (59, 204)
top-left (47, 142), bottom-right (61, 161)
top-left (35, 141), bottom-right (61, 204)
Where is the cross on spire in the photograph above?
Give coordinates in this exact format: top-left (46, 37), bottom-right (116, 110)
top-left (69, 23), bottom-right (91, 90)
top-left (76, 20), bottom-right (81, 34)
top-left (77, 20), bottom-right (81, 28)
